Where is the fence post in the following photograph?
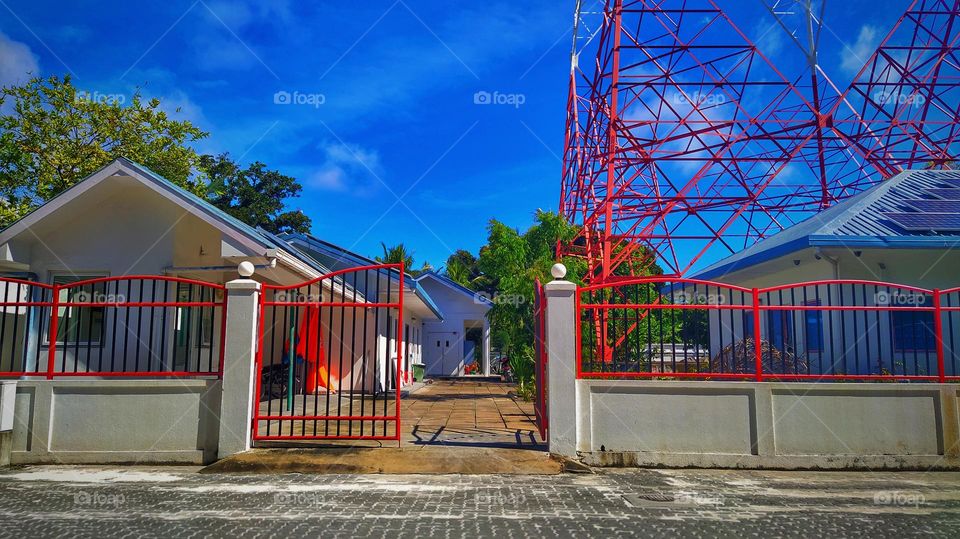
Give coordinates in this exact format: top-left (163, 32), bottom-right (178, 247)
top-left (934, 289), bottom-right (945, 383)
top-left (46, 285), bottom-right (60, 379)
top-left (545, 263), bottom-right (578, 458)
top-left (217, 263), bottom-right (261, 460)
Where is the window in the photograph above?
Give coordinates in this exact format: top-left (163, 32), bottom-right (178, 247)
top-left (804, 300), bottom-right (823, 353)
top-left (893, 297), bottom-right (936, 352)
top-left (176, 283), bottom-right (213, 347)
top-left (766, 310), bottom-right (795, 351)
top-left (50, 274), bottom-right (107, 346)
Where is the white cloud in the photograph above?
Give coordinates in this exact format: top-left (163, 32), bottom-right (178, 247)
top-left (754, 18), bottom-right (785, 58)
top-left (0, 32), bottom-right (40, 88)
top-left (840, 25), bottom-right (879, 73)
top-left (306, 142), bottom-right (384, 194)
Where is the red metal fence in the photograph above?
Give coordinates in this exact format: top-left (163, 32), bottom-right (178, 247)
top-left (577, 278), bottom-right (960, 382)
top-left (0, 276), bottom-right (225, 378)
top-left (533, 279), bottom-right (547, 441)
top-left (253, 263), bottom-right (404, 442)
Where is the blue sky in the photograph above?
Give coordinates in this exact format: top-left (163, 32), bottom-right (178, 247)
top-left (0, 0), bottom-right (909, 270)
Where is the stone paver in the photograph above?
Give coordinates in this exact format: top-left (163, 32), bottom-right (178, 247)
top-left (402, 379), bottom-right (541, 448)
top-left (1, 466), bottom-right (959, 538)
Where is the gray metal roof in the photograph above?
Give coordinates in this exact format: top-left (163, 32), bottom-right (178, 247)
top-left (691, 169), bottom-right (960, 280)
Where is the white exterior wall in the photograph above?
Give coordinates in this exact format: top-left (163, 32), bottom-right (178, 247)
top-left (416, 276), bottom-right (490, 376)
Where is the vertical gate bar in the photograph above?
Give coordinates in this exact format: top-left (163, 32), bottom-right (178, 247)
top-left (336, 277), bottom-right (347, 437)
top-left (133, 280), bottom-right (144, 372)
top-left (887, 286), bottom-right (896, 376)
top-left (935, 289), bottom-right (945, 382)
top-left (252, 284), bottom-right (268, 440)
top-left (147, 280), bottom-right (157, 372)
top-left (46, 284), bottom-right (60, 379)
top-left (348, 271), bottom-right (359, 436)
top-left (84, 283), bottom-right (95, 373)
top-left (383, 272), bottom-right (393, 436)
top-left (0, 282), bottom-right (8, 373)
top-left (396, 263), bottom-right (404, 443)
top-left (359, 271), bottom-right (370, 436)
top-left (7, 282), bottom-right (22, 373)
top-left (575, 285), bottom-right (582, 378)
top-left (287, 325), bottom-right (295, 412)
top-left (121, 279), bottom-right (132, 373)
top-left (325, 278), bottom-right (335, 436)
top-left (753, 288), bottom-right (762, 381)
top-left (372, 269), bottom-right (382, 437)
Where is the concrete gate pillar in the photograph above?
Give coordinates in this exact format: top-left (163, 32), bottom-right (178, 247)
top-left (217, 264), bottom-right (262, 460)
top-left (545, 264), bottom-right (578, 458)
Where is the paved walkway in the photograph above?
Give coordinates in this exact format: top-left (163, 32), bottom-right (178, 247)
top-left (2, 466), bottom-right (959, 537)
top-left (402, 379), bottom-right (541, 448)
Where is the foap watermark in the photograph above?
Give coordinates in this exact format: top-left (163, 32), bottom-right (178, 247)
top-left (874, 91), bottom-right (926, 107)
top-left (873, 490), bottom-right (925, 508)
top-left (74, 490), bottom-right (126, 508)
top-left (672, 91), bottom-right (726, 107)
top-left (273, 291), bottom-right (325, 304)
top-left (674, 491), bottom-right (724, 506)
top-left (674, 291), bottom-right (728, 305)
top-left (273, 90), bottom-right (326, 108)
top-left (75, 90), bottom-right (126, 105)
top-left (875, 290), bottom-right (929, 306)
top-left (473, 90), bottom-right (526, 108)
top-left (475, 492), bottom-right (526, 505)
top-left (72, 290), bottom-right (126, 305)
top-left (274, 492), bottom-right (327, 506)
top-left (474, 291), bottom-right (529, 306)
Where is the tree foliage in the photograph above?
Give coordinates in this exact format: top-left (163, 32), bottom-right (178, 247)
top-left (476, 210), bottom-right (587, 365)
top-left (199, 153), bottom-right (311, 234)
top-left (0, 75), bottom-right (312, 236)
top-left (443, 249), bottom-right (484, 290)
top-left (0, 75), bottom-right (207, 227)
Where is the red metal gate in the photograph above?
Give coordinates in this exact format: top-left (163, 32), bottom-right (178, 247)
top-left (533, 279), bottom-right (547, 441)
top-left (253, 264), bottom-right (405, 442)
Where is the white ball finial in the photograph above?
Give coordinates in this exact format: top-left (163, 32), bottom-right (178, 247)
top-left (550, 263), bottom-right (567, 280)
top-left (238, 261), bottom-right (256, 278)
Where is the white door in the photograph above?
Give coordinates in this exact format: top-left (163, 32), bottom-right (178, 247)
top-left (426, 332), bottom-right (459, 376)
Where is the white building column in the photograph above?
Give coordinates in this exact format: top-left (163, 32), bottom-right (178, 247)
top-left (483, 318), bottom-right (492, 376)
top-left (545, 264), bottom-right (578, 458)
top-left (217, 264), bottom-right (261, 460)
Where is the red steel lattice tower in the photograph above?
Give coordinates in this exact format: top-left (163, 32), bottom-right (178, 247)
top-left (560, 0), bottom-right (960, 281)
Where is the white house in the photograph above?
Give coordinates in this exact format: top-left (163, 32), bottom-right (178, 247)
top-left (413, 271), bottom-right (492, 377)
top-left (684, 169), bottom-right (960, 377)
top-left (0, 158), bottom-right (440, 393)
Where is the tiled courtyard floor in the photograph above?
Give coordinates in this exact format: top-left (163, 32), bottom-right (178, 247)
top-left (255, 379), bottom-right (541, 449)
top-left (403, 379), bottom-right (541, 448)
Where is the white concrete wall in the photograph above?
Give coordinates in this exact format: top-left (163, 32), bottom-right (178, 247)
top-left (11, 379), bottom-right (220, 464)
top-left (575, 380), bottom-right (960, 469)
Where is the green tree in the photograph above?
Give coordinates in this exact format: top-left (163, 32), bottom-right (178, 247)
top-left (444, 249), bottom-right (492, 291)
top-left (200, 153), bottom-right (311, 234)
top-left (0, 75), bottom-right (207, 227)
top-left (375, 242), bottom-right (418, 270)
top-left (477, 210), bottom-right (587, 367)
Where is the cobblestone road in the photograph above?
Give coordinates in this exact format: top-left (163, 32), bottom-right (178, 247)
top-left (1, 466), bottom-right (959, 538)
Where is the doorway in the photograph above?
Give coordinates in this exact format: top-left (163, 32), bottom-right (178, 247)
top-left (426, 332), bottom-right (460, 376)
